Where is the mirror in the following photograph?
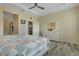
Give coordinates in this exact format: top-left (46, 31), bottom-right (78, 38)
top-left (3, 11), bottom-right (18, 35)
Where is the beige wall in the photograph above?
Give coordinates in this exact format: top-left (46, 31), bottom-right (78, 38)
top-left (4, 18), bottom-right (9, 35)
top-left (0, 7), bottom-right (3, 36)
top-left (38, 6), bottom-right (79, 44)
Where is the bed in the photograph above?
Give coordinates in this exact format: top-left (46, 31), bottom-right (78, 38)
top-left (0, 35), bottom-right (50, 56)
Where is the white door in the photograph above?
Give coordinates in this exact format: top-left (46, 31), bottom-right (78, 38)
top-left (33, 21), bottom-right (39, 36)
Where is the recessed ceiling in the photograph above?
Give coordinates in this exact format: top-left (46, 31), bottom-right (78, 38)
top-left (0, 3), bottom-right (79, 16)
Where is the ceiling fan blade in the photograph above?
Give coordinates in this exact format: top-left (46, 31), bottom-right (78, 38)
top-left (29, 6), bottom-right (35, 9)
top-left (37, 6), bottom-right (45, 9)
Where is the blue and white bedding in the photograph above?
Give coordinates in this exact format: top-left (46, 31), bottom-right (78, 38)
top-left (0, 35), bottom-right (50, 56)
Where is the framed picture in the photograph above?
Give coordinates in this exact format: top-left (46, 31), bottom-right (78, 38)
top-left (48, 22), bottom-right (55, 31)
top-left (21, 19), bottom-right (26, 24)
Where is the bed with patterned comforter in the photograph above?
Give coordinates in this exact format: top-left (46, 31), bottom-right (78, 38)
top-left (0, 35), bottom-right (50, 56)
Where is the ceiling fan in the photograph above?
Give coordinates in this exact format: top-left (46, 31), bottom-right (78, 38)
top-left (29, 3), bottom-right (45, 10)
